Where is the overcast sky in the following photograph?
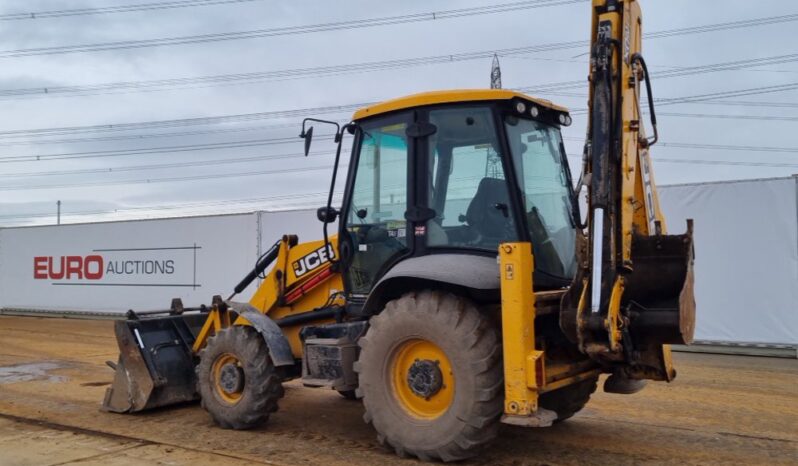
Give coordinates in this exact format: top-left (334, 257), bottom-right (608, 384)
top-left (0, 0), bottom-right (796, 226)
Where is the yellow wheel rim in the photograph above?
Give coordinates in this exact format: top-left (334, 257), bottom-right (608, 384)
top-left (390, 339), bottom-right (454, 420)
top-left (211, 353), bottom-right (244, 405)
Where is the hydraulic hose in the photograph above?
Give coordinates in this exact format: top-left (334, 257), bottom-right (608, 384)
top-left (631, 53), bottom-right (659, 147)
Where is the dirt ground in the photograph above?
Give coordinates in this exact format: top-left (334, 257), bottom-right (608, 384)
top-left (0, 316), bottom-right (795, 465)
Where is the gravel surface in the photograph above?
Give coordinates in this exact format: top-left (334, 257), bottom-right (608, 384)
top-left (0, 316), bottom-right (796, 465)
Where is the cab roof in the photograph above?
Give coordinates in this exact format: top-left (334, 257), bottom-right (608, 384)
top-left (352, 89), bottom-right (569, 121)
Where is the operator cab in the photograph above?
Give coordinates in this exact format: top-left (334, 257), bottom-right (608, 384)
top-left (332, 90), bottom-right (579, 297)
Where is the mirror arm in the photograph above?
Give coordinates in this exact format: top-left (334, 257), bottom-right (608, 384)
top-left (300, 118), bottom-right (340, 138)
top-left (321, 122), bottom-right (357, 266)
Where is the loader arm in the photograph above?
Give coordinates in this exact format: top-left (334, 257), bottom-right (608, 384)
top-left (561, 0), bottom-right (696, 381)
top-left (191, 235), bottom-right (346, 358)
top-left (103, 234), bottom-right (346, 413)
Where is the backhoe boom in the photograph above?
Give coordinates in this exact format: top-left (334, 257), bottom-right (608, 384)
top-left (561, 0), bottom-right (696, 382)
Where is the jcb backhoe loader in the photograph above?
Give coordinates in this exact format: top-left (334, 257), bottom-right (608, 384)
top-left (102, 0), bottom-right (695, 461)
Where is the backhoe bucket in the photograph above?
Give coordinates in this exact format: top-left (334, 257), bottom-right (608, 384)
top-left (625, 222), bottom-right (696, 347)
top-left (561, 221), bottom-right (695, 381)
top-left (102, 312), bottom-right (205, 413)
top-left (619, 221), bottom-right (696, 381)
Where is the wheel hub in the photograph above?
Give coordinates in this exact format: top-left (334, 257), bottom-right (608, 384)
top-left (406, 359), bottom-right (443, 399)
top-left (391, 339), bottom-right (454, 419)
top-left (218, 362), bottom-right (244, 395)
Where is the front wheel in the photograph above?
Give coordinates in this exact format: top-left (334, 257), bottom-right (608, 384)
top-left (355, 290), bottom-right (503, 462)
top-left (196, 326), bottom-right (284, 429)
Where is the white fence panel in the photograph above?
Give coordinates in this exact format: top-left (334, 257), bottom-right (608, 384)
top-left (2, 177), bottom-right (796, 346)
top-left (659, 177), bottom-right (798, 345)
top-left (0, 213), bottom-right (259, 313)
top-left (259, 209), bottom-right (326, 248)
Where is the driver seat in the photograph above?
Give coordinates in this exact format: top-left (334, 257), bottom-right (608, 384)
top-left (465, 177), bottom-right (513, 240)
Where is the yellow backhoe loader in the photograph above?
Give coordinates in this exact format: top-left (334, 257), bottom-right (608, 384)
top-left (102, 0), bottom-right (695, 461)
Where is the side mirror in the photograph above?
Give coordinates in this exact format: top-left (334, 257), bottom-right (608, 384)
top-left (317, 206), bottom-right (339, 224)
top-left (300, 126), bottom-right (314, 157)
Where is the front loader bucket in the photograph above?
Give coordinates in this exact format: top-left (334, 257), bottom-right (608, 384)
top-left (102, 312), bottom-right (206, 413)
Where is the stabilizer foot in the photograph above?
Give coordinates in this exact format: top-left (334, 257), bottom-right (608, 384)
top-left (501, 408), bottom-right (558, 427)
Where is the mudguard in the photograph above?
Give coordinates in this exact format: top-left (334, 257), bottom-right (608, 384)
top-left (362, 254), bottom-right (500, 314)
top-left (234, 304), bottom-right (295, 367)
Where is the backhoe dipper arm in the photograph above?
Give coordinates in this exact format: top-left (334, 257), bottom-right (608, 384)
top-left (562, 0), bottom-right (696, 382)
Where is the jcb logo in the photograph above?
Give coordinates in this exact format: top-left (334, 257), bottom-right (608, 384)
top-left (292, 246), bottom-right (335, 278)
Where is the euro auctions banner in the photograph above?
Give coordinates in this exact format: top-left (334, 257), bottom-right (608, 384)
top-left (33, 246), bottom-right (195, 287)
top-left (0, 213), bottom-right (259, 313)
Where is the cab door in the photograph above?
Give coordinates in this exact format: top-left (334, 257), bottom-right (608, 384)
top-left (342, 115), bottom-right (411, 296)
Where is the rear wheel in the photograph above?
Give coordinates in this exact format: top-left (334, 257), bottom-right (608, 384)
top-left (337, 389), bottom-right (358, 400)
top-left (355, 290), bottom-right (503, 462)
top-left (539, 375), bottom-right (598, 422)
top-left (196, 326), bottom-right (284, 429)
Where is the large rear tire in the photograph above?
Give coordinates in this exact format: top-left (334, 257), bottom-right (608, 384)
top-left (355, 290), bottom-right (503, 462)
top-left (337, 389), bottom-right (358, 400)
top-left (196, 326), bottom-right (284, 430)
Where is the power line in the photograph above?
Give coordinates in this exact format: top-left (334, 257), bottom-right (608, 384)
top-left (4, 78), bottom-right (797, 142)
top-left (652, 158), bottom-right (798, 168)
top-left (564, 82), bottom-right (798, 114)
top-left (505, 53), bottom-right (798, 76)
top-left (2, 6), bottom-right (796, 59)
top-left (0, 44), bottom-right (577, 99)
top-left (563, 136), bottom-right (798, 154)
top-left (0, 151), bottom-right (335, 177)
top-left (2, 104), bottom-right (787, 151)
top-left (0, 164), bottom-right (341, 191)
top-left (4, 135), bottom-right (798, 188)
top-left (0, 0), bottom-right (262, 21)
top-left (5, 122), bottom-right (798, 166)
top-left (565, 153), bottom-right (798, 169)
top-left (646, 14), bottom-right (798, 39)
top-left (0, 104), bottom-right (361, 139)
top-left (0, 191), bottom-right (334, 221)
top-left (657, 82), bottom-right (798, 106)
top-left (0, 0), bottom-right (585, 58)
top-left (678, 99), bottom-right (798, 109)
top-left (659, 142), bottom-right (798, 154)
top-left (3, 150), bottom-right (796, 223)
top-left (6, 47), bottom-right (794, 102)
top-left (0, 135), bottom-right (336, 163)
top-left (655, 112), bottom-right (798, 122)
top-left (521, 54), bottom-right (798, 94)
top-left (0, 121), bottom-right (307, 147)
top-left (0, 48), bottom-right (579, 100)
top-left (1, 102), bottom-right (790, 149)
top-left (656, 53), bottom-right (798, 79)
